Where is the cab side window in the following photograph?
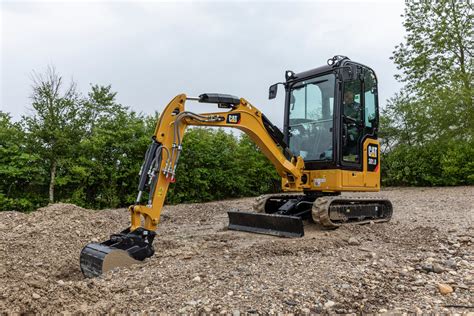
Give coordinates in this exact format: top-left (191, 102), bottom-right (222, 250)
top-left (342, 80), bottom-right (363, 163)
top-left (364, 71), bottom-right (378, 130)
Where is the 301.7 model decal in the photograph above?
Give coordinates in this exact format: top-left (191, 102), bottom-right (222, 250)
top-left (367, 144), bottom-right (378, 172)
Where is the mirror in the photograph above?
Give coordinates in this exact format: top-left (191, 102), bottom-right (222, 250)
top-left (269, 83), bottom-right (278, 99)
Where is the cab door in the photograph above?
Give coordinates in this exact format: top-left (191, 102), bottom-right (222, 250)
top-left (340, 68), bottom-right (379, 186)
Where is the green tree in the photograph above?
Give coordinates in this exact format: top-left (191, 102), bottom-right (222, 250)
top-left (0, 112), bottom-right (44, 211)
top-left (389, 0), bottom-right (473, 142)
top-left (83, 84), bottom-right (126, 133)
top-left (52, 84), bottom-right (131, 202)
top-left (4, 67), bottom-right (284, 211)
top-left (381, 0), bottom-right (473, 186)
top-left (24, 66), bottom-right (85, 203)
top-left (167, 128), bottom-right (240, 203)
top-left (83, 110), bottom-right (154, 208)
top-left (58, 86), bottom-right (156, 209)
top-left (166, 129), bottom-right (280, 204)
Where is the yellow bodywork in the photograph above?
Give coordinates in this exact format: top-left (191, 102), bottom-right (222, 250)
top-left (131, 94), bottom-right (380, 231)
top-left (291, 138), bottom-right (381, 192)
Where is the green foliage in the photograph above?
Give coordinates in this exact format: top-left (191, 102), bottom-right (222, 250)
top-left (388, 0), bottom-right (473, 142)
top-left (382, 140), bottom-right (474, 186)
top-left (440, 141), bottom-right (474, 185)
top-left (1, 71), bottom-right (279, 211)
top-left (0, 112), bottom-right (45, 211)
top-left (382, 0), bottom-right (473, 186)
top-left (234, 134), bottom-right (280, 195)
top-left (392, 0), bottom-right (472, 125)
top-left (24, 66), bottom-right (88, 203)
top-left (167, 129), bottom-right (279, 204)
top-left (58, 109), bottom-right (155, 209)
top-left (382, 143), bottom-right (444, 186)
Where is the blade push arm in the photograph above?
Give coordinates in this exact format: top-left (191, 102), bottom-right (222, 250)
top-left (130, 94), bottom-right (306, 232)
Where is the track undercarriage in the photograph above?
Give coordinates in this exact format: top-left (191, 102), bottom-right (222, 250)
top-left (228, 192), bottom-right (393, 237)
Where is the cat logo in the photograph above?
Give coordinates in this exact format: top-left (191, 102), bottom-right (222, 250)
top-left (227, 113), bottom-right (241, 124)
top-left (368, 145), bottom-right (378, 158)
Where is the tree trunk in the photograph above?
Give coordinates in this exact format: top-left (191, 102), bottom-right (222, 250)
top-left (49, 160), bottom-right (57, 203)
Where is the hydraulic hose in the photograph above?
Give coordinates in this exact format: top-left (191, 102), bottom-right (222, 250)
top-left (165, 111), bottom-right (223, 179)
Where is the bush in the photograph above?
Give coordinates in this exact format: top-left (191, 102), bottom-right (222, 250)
top-left (382, 140), bottom-right (474, 186)
top-left (1, 109), bottom-right (280, 211)
top-left (441, 142), bottom-right (474, 185)
top-left (166, 128), bottom-right (279, 204)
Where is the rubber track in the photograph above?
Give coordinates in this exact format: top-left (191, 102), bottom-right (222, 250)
top-left (312, 196), bottom-right (393, 229)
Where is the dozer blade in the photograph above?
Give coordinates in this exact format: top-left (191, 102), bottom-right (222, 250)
top-left (80, 227), bottom-right (156, 278)
top-left (227, 210), bottom-right (304, 238)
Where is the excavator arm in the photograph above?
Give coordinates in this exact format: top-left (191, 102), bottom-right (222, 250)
top-left (80, 93), bottom-right (306, 277)
top-left (132, 94), bottom-right (305, 232)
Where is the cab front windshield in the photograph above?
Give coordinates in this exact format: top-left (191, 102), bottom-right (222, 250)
top-left (288, 73), bottom-right (335, 161)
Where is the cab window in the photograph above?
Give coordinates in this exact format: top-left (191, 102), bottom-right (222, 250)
top-left (342, 80), bottom-right (363, 163)
top-left (341, 69), bottom-right (379, 165)
top-left (364, 70), bottom-right (378, 130)
top-left (288, 74), bottom-right (335, 161)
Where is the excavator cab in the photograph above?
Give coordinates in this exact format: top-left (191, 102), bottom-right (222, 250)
top-left (273, 55), bottom-right (379, 174)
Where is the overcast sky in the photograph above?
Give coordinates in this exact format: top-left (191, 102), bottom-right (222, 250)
top-left (1, 0), bottom-right (405, 126)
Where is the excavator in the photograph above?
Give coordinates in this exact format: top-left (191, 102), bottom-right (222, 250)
top-left (80, 56), bottom-right (393, 277)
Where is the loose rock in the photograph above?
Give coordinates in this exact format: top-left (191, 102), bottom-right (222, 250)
top-left (0, 188), bottom-right (472, 314)
top-left (437, 283), bottom-right (453, 295)
top-left (347, 237), bottom-right (360, 246)
top-left (432, 263), bottom-right (445, 274)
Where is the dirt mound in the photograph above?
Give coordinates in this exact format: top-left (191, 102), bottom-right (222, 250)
top-left (1, 188), bottom-right (473, 314)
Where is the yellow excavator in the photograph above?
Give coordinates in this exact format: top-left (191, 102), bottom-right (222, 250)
top-left (80, 56), bottom-right (393, 277)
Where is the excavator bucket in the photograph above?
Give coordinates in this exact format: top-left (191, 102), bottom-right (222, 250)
top-left (80, 227), bottom-right (156, 278)
top-left (80, 243), bottom-right (140, 278)
top-left (227, 210), bottom-right (304, 237)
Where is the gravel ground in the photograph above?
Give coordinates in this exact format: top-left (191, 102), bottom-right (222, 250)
top-left (0, 187), bottom-right (473, 314)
